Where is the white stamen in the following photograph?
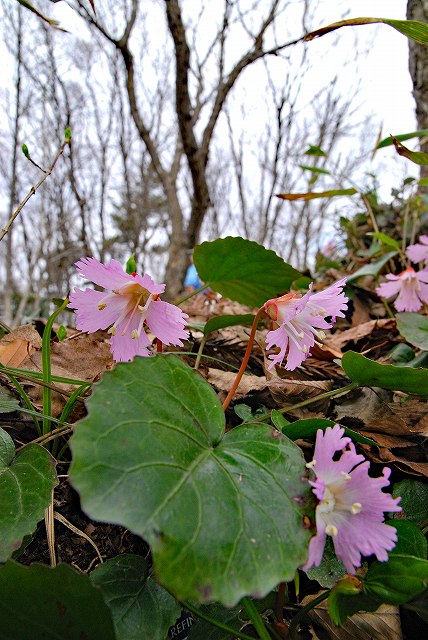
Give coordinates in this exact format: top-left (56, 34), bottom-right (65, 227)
top-left (108, 327), bottom-right (116, 336)
top-left (341, 472), bottom-right (351, 480)
top-left (325, 524), bottom-right (338, 537)
top-left (351, 502), bottom-right (362, 514)
top-left (306, 459), bottom-right (316, 469)
top-left (98, 303), bottom-right (106, 310)
top-left (131, 329), bottom-right (138, 339)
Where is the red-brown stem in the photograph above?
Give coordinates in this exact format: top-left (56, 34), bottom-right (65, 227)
top-left (156, 339), bottom-right (163, 353)
top-left (222, 307), bottom-right (265, 412)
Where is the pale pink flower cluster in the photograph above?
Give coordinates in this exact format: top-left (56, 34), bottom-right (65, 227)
top-left (303, 425), bottom-right (401, 574)
top-left (68, 257), bottom-right (189, 362)
top-left (406, 235), bottom-right (428, 266)
top-left (264, 279), bottom-right (348, 371)
top-left (375, 266), bottom-right (428, 312)
top-left (376, 235), bottom-right (428, 312)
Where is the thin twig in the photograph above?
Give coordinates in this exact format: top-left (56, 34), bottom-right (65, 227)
top-left (45, 492), bottom-right (56, 567)
top-left (54, 512), bottom-right (103, 566)
top-left (0, 138), bottom-right (70, 242)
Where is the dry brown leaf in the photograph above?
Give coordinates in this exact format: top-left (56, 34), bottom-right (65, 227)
top-left (0, 324), bottom-right (42, 367)
top-left (20, 331), bottom-right (113, 416)
top-left (0, 324), bottom-right (43, 347)
top-left (0, 339), bottom-right (32, 368)
top-left (335, 388), bottom-right (413, 436)
top-left (207, 368), bottom-right (267, 400)
top-left (310, 342), bottom-right (343, 361)
top-left (324, 319), bottom-right (396, 350)
top-left (385, 399), bottom-right (428, 436)
top-left (351, 295), bottom-right (371, 327)
top-left (301, 594), bottom-right (402, 640)
top-left (267, 378), bottom-right (332, 412)
top-left (374, 447), bottom-right (428, 478)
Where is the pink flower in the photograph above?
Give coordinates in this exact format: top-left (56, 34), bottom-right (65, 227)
top-left (68, 257), bottom-right (189, 362)
top-left (264, 279), bottom-right (348, 371)
top-left (303, 425), bottom-right (401, 575)
top-left (406, 235), bottom-right (428, 265)
top-left (375, 266), bottom-right (428, 312)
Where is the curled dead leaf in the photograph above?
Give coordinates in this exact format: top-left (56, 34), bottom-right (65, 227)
top-left (301, 592), bottom-right (402, 640)
top-left (207, 368), bottom-right (267, 400)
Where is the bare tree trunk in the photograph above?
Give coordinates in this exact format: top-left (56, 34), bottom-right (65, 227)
top-left (3, 6), bottom-right (23, 326)
top-left (407, 0), bottom-right (428, 184)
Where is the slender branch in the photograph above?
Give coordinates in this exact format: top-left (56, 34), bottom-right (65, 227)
top-left (0, 138), bottom-right (70, 242)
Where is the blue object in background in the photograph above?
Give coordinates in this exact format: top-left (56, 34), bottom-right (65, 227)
top-left (184, 264), bottom-right (203, 290)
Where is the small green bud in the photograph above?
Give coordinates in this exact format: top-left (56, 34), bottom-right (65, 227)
top-left (125, 255), bottom-right (137, 275)
top-left (64, 127), bottom-right (72, 140)
top-left (56, 325), bottom-right (67, 341)
top-left (21, 143), bottom-right (30, 157)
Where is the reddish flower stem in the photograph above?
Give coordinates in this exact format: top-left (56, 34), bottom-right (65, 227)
top-left (222, 307), bottom-right (265, 412)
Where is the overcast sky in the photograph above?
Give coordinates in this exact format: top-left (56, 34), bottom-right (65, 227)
top-left (51, 0), bottom-right (416, 195)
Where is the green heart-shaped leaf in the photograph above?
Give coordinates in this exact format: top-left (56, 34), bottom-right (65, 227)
top-left (0, 561), bottom-right (116, 639)
top-left (341, 351), bottom-right (428, 396)
top-left (70, 355), bottom-right (310, 606)
top-left (0, 428), bottom-right (57, 562)
top-left (364, 555), bottom-right (428, 605)
top-left (194, 237), bottom-right (300, 307)
top-left (91, 554), bottom-right (180, 640)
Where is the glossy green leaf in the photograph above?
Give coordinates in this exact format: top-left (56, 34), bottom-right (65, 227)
top-left (367, 232), bottom-right (400, 250)
top-left (305, 17), bottom-right (428, 45)
top-left (341, 351), bottom-right (428, 396)
top-left (377, 129), bottom-right (428, 149)
top-left (328, 576), bottom-right (380, 625)
top-left (70, 355), bottom-right (310, 606)
top-left (364, 555), bottom-right (428, 605)
top-left (347, 251), bottom-right (398, 282)
top-left (194, 237), bottom-right (300, 308)
top-left (203, 314), bottom-right (255, 336)
top-left (392, 479), bottom-right (428, 526)
top-left (0, 429), bottom-right (57, 562)
top-left (0, 561), bottom-right (116, 639)
top-left (271, 414), bottom-right (378, 446)
top-left (386, 520), bottom-right (427, 559)
top-left (91, 554), bottom-right (180, 640)
top-left (396, 312), bottom-right (428, 350)
top-left (391, 136), bottom-right (428, 165)
top-left (276, 188), bottom-right (357, 201)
